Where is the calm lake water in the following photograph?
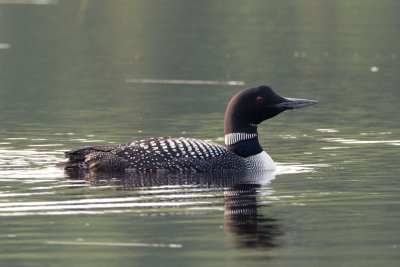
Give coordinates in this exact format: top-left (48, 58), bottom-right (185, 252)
top-left (1, 1), bottom-right (399, 266)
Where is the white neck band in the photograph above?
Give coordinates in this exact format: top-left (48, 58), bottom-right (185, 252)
top-left (224, 133), bottom-right (258, 145)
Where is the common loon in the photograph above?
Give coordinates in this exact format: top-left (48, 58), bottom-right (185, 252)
top-left (57, 85), bottom-right (317, 172)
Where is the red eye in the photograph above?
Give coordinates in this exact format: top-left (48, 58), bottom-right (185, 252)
top-left (256, 96), bottom-right (265, 104)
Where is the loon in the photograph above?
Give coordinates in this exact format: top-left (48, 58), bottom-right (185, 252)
top-left (57, 85), bottom-right (317, 172)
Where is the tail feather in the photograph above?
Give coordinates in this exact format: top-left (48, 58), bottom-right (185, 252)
top-left (57, 145), bottom-right (124, 171)
top-left (57, 146), bottom-right (108, 170)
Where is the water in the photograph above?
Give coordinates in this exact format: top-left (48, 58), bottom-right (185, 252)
top-left (0, 0), bottom-right (399, 266)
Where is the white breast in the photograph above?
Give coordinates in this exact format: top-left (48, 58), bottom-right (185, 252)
top-left (245, 151), bottom-right (276, 171)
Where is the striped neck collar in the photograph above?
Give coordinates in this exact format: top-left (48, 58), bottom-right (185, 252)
top-left (224, 132), bottom-right (258, 146)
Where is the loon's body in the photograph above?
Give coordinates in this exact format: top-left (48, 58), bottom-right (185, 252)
top-left (62, 137), bottom-right (274, 172)
top-left (57, 85), bottom-right (317, 172)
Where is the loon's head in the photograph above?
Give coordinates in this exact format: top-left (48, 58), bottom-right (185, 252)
top-left (224, 85), bottom-right (318, 134)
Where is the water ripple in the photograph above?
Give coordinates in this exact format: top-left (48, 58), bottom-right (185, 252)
top-left (323, 137), bottom-right (400, 146)
top-left (0, 146), bottom-right (322, 217)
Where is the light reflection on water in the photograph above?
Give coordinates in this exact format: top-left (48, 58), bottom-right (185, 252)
top-left (0, 0), bottom-right (58, 5)
top-left (0, 152), bottom-right (294, 249)
top-left (324, 137), bottom-right (400, 145)
top-left (1, 126), bottom-right (395, 228)
top-left (0, 138), bottom-right (322, 221)
top-left (0, 127), bottom-right (398, 264)
top-left (0, 108), bottom-right (397, 262)
top-left (0, 156), bottom-right (319, 221)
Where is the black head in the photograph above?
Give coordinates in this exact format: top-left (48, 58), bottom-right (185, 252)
top-left (224, 85), bottom-right (317, 134)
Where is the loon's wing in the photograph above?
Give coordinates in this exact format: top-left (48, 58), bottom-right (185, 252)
top-left (111, 137), bottom-right (246, 172)
top-left (57, 137), bottom-right (246, 172)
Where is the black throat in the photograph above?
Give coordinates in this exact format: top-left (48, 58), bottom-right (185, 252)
top-left (227, 136), bottom-right (263, 158)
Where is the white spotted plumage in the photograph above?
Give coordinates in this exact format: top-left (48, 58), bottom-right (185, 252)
top-left (61, 136), bottom-right (277, 172)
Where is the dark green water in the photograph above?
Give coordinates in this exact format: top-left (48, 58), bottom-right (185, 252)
top-left (0, 1), bottom-right (399, 266)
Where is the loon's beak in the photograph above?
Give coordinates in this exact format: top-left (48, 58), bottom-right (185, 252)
top-left (273, 97), bottom-right (318, 109)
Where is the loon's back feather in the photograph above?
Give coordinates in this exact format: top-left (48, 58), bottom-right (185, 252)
top-left (58, 137), bottom-right (250, 172)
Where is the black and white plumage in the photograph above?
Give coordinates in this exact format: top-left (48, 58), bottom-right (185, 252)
top-left (57, 86), bottom-right (317, 173)
top-left (62, 137), bottom-right (257, 172)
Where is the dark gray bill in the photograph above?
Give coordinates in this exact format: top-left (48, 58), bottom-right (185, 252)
top-left (272, 97), bottom-right (318, 109)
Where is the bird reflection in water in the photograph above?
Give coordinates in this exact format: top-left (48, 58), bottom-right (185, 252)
top-left (64, 170), bottom-right (282, 249)
top-left (224, 183), bottom-right (282, 249)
